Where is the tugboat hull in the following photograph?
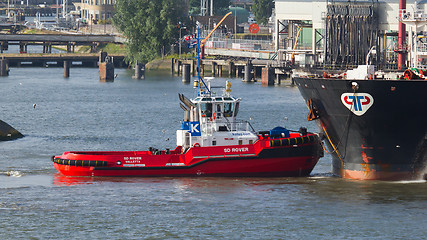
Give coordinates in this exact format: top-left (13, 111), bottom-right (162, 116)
top-left (53, 134), bottom-right (323, 177)
top-left (294, 78), bottom-right (427, 180)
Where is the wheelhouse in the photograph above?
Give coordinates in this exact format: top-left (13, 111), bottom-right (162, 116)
top-left (177, 81), bottom-right (257, 149)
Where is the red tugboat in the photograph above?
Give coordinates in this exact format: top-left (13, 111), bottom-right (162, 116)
top-left (52, 79), bottom-right (323, 177)
top-left (52, 28), bottom-right (323, 177)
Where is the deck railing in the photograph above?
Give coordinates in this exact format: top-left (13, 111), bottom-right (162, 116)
top-left (200, 120), bottom-right (255, 135)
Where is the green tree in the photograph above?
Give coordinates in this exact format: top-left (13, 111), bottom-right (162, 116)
top-left (113, 0), bottom-right (187, 64)
top-left (188, 0), bottom-right (200, 15)
top-left (252, 0), bottom-right (274, 25)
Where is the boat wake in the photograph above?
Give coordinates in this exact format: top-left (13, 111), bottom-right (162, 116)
top-left (1, 170), bottom-right (23, 177)
top-left (309, 172), bottom-right (337, 179)
top-left (417, 164), bottom-right (427, 182)
top-left (392, 179), bottom-right (426, 184)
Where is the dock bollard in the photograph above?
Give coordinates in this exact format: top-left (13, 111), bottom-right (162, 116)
top-left (261, 67), bottom-right (275, 86)
top-left (99, 51), bottom-right (108, 64)
top-left (133, 62), bottom-right (145, 80)
top-left (0, 59), bottom-right (8, 76)
top-left (244, 63), bottom-right (253, 82)
top-left (211, 62), bottom-right (217, 77)
top-left (64, 60), bottom-right (70, 78)
top-left (99, 56), bottom-right (115, 82)
top-left (182, 64), bottom-right (191, 83)
top-left (171, 58), bottom-right (174, 76)
top-left (177, 61), bottom-right (182, 75)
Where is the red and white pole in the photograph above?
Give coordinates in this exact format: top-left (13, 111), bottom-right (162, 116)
top-left (398, 0), bottom-right (406, 70)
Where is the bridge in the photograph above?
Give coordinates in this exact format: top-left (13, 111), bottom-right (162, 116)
top-left (0, 33), bottom-right (126, 53)
top-left (0, 53), bottom-right (127, 67)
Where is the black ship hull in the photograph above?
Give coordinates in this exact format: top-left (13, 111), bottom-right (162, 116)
top-left (294, 77), bottom-right (427, 180)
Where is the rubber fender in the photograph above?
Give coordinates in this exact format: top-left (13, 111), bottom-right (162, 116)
top-left (53, 158), bottom-right (108, 167)
top-left (270, 135), bottom-right (317, 147)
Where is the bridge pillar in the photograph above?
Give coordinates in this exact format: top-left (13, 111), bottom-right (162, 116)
top-left (67, 44), bottom-right (71, 53)
top-left (228, 61), bottom-right (235, 77)
top-left (218, 65), bottom-right (222, 77)
top-left (211, 62), bottom-right (217, 77)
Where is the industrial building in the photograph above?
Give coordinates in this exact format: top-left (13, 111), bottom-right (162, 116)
top-left (274, 0), bottom-right (427, 69)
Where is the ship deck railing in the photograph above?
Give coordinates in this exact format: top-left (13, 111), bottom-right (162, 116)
top-left (201, 120), bottom-right (255, 134)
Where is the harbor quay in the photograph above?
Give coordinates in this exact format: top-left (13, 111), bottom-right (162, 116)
top-left (170, 57), bottom-right (293, 86)
top-left (0, 52), bottom-right (292, 85)
top-left (0, 31), bottom-right (289, 85)
top-left (0, 52), bottom-right (126, 81)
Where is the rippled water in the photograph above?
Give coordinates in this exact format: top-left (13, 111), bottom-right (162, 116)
top-left (1, 68), bottom-right (426, 239)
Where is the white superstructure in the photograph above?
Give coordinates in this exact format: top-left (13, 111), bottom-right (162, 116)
top-left (176, 81), bottom-right (258, 149)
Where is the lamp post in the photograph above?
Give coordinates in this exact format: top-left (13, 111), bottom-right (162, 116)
top-left (179, 26), bottom-right (186, 58)
top-left (56, 0), bottom-right (58, 25)
top-left (234, 5), bottom-right (237, 43)
top-left (103, 0), bottom-right (106, 34)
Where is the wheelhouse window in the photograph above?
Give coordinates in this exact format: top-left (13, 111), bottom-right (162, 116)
top-left (224, 102), bottom-right (233, 117)
top-left (200, 103), bottom-right (212, 117)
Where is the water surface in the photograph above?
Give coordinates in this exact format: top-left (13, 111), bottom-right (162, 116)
top-left (0, 68), bottom-right (426, 239)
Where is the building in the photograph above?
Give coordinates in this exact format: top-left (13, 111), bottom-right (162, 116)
top-left (274, 0), bottom-right (427, 68)
top-left (74, 0), bottom-right (115, 24)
